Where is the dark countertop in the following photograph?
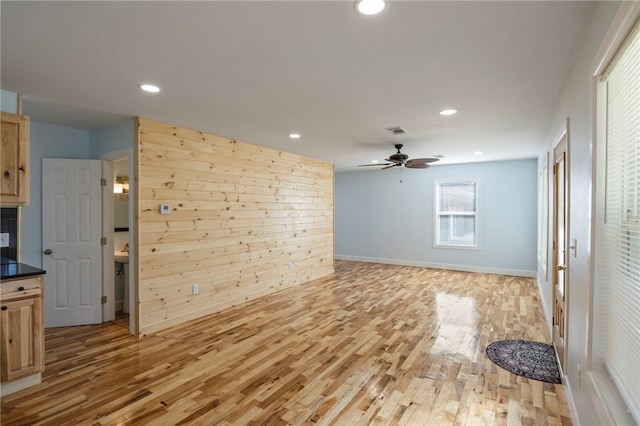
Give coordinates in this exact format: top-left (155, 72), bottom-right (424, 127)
top-left (1, 258), bottom-right (46, 280)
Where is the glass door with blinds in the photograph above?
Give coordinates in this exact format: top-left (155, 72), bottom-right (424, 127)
top-left (592, 19), bottom-right (640, 425)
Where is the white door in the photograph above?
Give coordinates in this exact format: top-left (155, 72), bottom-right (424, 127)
top-left (42, 159), bottom-right (103, 327)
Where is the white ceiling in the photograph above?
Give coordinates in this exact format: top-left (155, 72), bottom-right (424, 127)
top-left (1, 1), bottom-right (596, 172)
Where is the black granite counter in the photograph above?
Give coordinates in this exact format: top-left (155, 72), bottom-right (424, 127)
top-left (1, 258), bottom-right (46, 280)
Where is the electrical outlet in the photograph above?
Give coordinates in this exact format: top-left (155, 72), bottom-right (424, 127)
top-left (0, 233), bottom-right (9, 248)
top-left (193, 284), bottom-right (199, 294)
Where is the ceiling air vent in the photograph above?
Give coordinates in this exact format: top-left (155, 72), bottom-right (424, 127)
top-left (385, 126), bottom-right (407, 135)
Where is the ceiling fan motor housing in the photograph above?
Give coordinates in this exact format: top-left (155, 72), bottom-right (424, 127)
top-left (389, 153), bottom-right (408, 162)
top-left (389, 144), bottom-right (408, 162)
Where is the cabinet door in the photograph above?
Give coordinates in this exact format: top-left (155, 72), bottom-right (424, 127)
top-left (1, 112), bottom-right (30, 206)
top-left (0, 296), bottom-right (43, 382)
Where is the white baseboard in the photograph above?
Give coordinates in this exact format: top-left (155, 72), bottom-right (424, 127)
top-left (335, 255), bottom-right (536, 277)
top-left (536, 275), bottom-right (553, 333)
top-left (0, 373), bottom-right (41, 396)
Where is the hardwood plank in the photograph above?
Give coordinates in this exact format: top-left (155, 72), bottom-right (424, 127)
top-left (1, 261), bottom-right (572, 425)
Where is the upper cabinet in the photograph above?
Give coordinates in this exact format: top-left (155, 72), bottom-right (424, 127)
top-left (1, 112), bottom-right (30, 206)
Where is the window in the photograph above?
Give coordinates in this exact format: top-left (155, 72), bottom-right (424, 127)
top-left (592, 20), bottom-right (640, 424)
top-left (434, 179), bottom-right (479, 248)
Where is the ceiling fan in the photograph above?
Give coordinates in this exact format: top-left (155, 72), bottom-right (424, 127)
top-left (359, 144), bottom-right (440, 170)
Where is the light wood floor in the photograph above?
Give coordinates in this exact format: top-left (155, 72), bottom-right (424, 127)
top-left (1, 261), bottom-right (572, 425)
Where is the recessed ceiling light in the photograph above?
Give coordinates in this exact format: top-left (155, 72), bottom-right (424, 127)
top-left (474, 151), bottom-right (483, 155)
top-left (355, 0), bottom-right (387, 15)
top-left (289, 133), bottom-right (301, 139)
top-left (371, 160), bottom-right (379, 164)
top-left (440, 109), bottom-right (457, 116)
top-left (140, 84), bottom-right (160, 93)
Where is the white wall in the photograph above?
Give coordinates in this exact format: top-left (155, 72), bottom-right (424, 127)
top-left (336, 159), bottom-right (537, 276)
top-left (536, 2), bottom-right (622, 424)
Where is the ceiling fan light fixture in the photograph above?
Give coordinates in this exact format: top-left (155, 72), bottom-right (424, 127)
top-left (355, 0), bottom-right (387, 15)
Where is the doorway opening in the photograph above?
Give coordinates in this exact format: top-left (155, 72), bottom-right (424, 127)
top-left (101, 150), bottom-right (136, 336)
top-left (112, 158), bottom-right (130, 330)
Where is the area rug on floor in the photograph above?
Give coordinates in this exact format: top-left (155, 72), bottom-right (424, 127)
top-left (486, 339), bottom-right (561, 384)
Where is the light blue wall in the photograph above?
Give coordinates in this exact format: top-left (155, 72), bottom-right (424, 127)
top-left (90, 118), bottom-right (135, 158)
top-left (1, 90), bottom-right (18, 113)
top-left (335, 159), bottom-right (538, 275)
top-left (22, 122), bottom-right (92, 267)
top-left (16, 118), bottom-right (135, 267)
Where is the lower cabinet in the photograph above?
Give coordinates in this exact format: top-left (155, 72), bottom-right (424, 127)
top-left (0, 276), bottom-right (44, 385)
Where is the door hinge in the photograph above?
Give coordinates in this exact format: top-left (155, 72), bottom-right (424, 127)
top-left (101, 178), bottom-right (107, 186)
top-left (101, 237), bottom-right (107, 245)
top-left (101, 295), bottom-right (107, 304)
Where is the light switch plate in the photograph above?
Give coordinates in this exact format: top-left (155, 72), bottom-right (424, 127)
top-left (160, 204), bottom-right (171, 215)
top-left (0, 233), bottom-right (9, 248)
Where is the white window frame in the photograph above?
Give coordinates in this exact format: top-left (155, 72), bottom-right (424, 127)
top-left (433, 178), bottom-right (480, 250)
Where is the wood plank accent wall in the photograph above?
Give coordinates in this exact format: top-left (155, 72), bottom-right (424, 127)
top-left (136, 118), bottom-right (334, 336)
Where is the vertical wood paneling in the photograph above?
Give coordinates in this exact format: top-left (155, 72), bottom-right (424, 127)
top-left (136, 118), bottom-right (334, 335)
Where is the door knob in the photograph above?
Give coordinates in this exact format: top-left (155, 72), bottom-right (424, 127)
top-left (44, 249), bottom-right (52, 255)
top-left (556, 265), bottom-right (566, 271)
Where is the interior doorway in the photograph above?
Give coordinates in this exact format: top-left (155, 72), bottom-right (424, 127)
top-left (101, 149), bottom-right (136, 336)
top-left (112, 158), bottom-right (131, 330)
top-left (552, 124), bottom-right (568, 372)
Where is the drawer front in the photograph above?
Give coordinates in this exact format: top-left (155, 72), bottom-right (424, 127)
top-left (1, 276), bottom-right (43, 301)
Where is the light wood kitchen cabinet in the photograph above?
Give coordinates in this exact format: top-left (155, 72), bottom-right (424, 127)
top-left (0, 275), bottom-right (44, 384)
top-left (1, 112), bottom-right (30, 206)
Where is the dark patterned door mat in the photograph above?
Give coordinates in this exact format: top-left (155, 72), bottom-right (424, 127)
top-left (486, 339), bottom-right (562, 384)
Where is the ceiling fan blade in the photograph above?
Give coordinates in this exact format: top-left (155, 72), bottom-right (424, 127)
top-left (385, 158), bottom-right (402, 164)
top-left (358, 163), bottom-right (394, 167)
top-left (406, 157), bottom-right (440, 166)
top-left (381, 164), bottom-right (398, 170)
top-left (404, 162), bottom-right (430, 169)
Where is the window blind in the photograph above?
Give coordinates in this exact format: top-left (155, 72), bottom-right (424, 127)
top-left (594, 22), bottom-right (640, 423)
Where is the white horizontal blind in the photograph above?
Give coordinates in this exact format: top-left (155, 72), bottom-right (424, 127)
top-left (595, 23), bottom-right (640, 423)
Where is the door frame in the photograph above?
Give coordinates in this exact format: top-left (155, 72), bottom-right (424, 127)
top-left (102, 159), bottom-right (115, 323)
top-left (101, 148), bottom-right (136, 336)
top-left (552, 118), bottom-right (570, 372)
